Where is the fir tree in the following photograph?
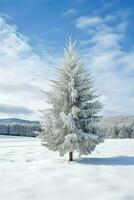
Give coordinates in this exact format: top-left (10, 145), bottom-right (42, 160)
top-left (41, 39), bottom-right (103, 161)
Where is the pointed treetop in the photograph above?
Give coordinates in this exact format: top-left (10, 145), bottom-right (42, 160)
top-left (64, 36), bottom-right (78, 58)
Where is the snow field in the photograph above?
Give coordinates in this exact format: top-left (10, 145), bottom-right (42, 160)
top-left (0, 136), bottom-right (134, 200)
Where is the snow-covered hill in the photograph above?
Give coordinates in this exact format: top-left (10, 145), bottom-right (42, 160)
top-left (0, 118), bottom-right (38, 124)
top-left (0, 136), bottom-right (134, 200)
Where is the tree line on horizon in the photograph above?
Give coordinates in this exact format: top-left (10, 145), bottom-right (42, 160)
top-left (0, 121), bottom-right (41, 137)
top-left (0, 116), bottom-right (134, 139)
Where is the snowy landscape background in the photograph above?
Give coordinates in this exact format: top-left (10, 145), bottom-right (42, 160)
top-left (1, 116), bottom-right (134, 138)
top-left (0, 0), bottom-right (134, 200)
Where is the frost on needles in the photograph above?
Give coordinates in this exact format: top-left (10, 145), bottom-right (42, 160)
top-left (41, 39), bottom-right (104, 161)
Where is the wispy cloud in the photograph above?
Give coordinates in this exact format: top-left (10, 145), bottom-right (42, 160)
top-left (0, 16), bottom-right (54, 120)
top-left (76, 11), bottom-right (134, 116)
top-left (75, 14), bottom-right (116, 29)
top-left (0, 104), bottom-right (33, 115)
top-left (75, 16), bottom-right (103, 28)
top-left (62, 8), bottom-right (77, 17)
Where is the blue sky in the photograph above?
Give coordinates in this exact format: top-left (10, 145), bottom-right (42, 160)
top-left (1, 0), bottom-right (134, 52)
top-left (0, 0), bottom-right (134, 119)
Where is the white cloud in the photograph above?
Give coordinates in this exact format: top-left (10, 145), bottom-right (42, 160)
top-left (75, 16), bottom-right (103, 28)
top-left (75, 14), bottom-right (123, 29)
top-left (0, 16), bottom-right (55, 120)
top-left (76, 13), bottom-right (134, 116)
top-left (62, 8), bottom-right (77, 17)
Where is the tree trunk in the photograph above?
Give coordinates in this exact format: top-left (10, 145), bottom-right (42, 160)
top-left (69, 152), bottom-right (73, 161)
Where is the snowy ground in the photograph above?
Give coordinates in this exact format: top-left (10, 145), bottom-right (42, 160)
top-left (0, 136), bottom-right (134, 200)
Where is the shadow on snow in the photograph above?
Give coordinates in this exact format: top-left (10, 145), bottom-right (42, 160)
top-left (78, 156), bottom-right (134, 166)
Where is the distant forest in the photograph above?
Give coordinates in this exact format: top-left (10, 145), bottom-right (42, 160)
top-left (0, 117), bottom-right (134, 138)
top-left (99, 116), bottom-right (134, 138)
top-left (0, 118), bottom-right (41, 137)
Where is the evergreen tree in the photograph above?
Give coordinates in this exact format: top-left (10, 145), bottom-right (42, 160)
top-left (41, 39), bottom-right (103, 161)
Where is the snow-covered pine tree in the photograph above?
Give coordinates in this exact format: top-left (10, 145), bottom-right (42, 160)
top-left (41, 39), bottom-right (103, 161)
